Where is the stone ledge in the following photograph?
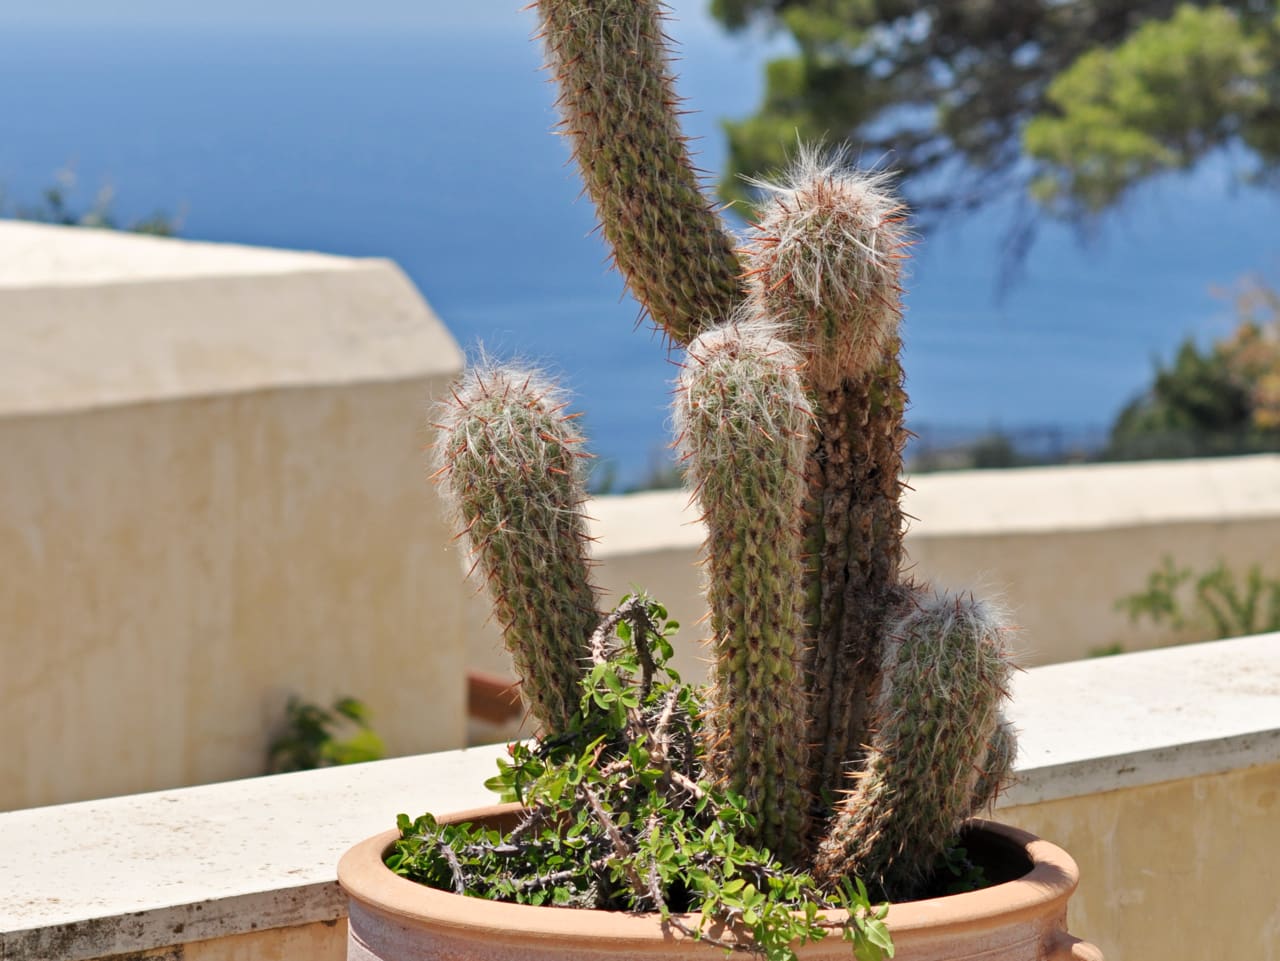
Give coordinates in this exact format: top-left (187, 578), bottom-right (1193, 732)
top-left (588, 455), bottom-right (1280, 552)
top-left (1, 633), bottom-right (1277, 960)
top-left (999, 631), bottom-right (1280, 805)
top-left (0, 747), bottom-right (507, 961)
top-left (904, 455), bottom-right (1280, 535)
top-left (0, 221), bottom-right (461, 416)
top-left (0, 220), bottom-right (354, 288)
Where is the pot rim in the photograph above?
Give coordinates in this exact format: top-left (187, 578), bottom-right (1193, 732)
top-left (338, 802), bottom-right (1079, 951)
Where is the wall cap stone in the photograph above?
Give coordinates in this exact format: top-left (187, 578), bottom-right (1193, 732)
top-left (0, 222), bottom-right (461, 417)
top-left (1000, 631), bottom-right (1280, 806)
top-left (0, 221), bottom-right (351, 289)
top-left (587, 454), bottom-right (1280, 556)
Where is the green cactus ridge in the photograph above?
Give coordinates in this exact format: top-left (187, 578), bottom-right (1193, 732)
top-left (674, 319), bottom-right (814, 863)
top-left (812, 591), bottom-right (1015, 897)
top-left (801, 360), bottom-right (910, 806)
top-left (535, 0), bottom-right (744, 346)
top-left (433, 366), bottom-right (598, 733)
top-left (741, 154), bottom-right (912, 806)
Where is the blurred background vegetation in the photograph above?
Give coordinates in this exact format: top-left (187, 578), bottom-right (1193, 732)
top-left (701, 0), bottom-right (1280, 480)
top-left (713, 1), bottom-right (1278, 238)
top-left (1, 165), bottom-right (176, 235)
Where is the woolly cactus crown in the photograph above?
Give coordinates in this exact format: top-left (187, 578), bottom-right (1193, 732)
top-left (746, 149), bottom-right (910, 387)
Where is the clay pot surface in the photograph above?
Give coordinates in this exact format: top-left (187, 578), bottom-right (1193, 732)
top-left (339, 802), bottom-right (1101, 961)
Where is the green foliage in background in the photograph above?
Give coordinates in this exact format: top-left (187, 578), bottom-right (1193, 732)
top-left (713, 1), bottom-right (1280, 231)
top-left (1117, 556), bottom-right (1280, 639)
top-left (1219, 279), bottom-right (1280, 430)
top-left (1107, 278), bottom-right (1280, 460)
top-left (267, 696), bottom-right (386, 774)
top-left (1087, 642), bottom-right (1127, 658)
top-left (1024, 5), bottom-right (1276, 216)
top-left (1, 167), bottom-right (177, 235)
top-left (1107, 339), bottom-right (1261, 458)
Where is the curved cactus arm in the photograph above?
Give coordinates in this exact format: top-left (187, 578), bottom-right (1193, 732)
top-left (812, 590), bottom-right (1015, 898)
top-left (673, 318), bottom-right (814, 863)
top-left (741, 149), bottom-right (913, 805)
top-left (534, 0), bottom-right (744, 345)
top-left (434, 365), bottom-right (599, 734)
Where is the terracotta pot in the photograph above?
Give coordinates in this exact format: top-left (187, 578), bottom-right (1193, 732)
top-left (339, 802), bottom-right (1102, 961)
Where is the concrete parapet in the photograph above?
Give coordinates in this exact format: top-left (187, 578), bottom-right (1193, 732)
top-left (0, 222), bottom-right (466, 810)
top-left (904, 455), bottom-right (1280, 664)
top-left (465, 455), bottom-right (1280, 700)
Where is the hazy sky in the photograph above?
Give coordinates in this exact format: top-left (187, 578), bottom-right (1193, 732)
top-left (1, 0), bottom-right (714, 31)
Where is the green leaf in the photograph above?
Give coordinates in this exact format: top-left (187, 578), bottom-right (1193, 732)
top-left (382, 593), bottom-right (895, 961)
top-left (866, 919), bottom-right (893, 951)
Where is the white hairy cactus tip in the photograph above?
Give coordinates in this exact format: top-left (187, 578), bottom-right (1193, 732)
top-left (672, 314), bottom-right (814, 476)
top-left (744, 144), bottom-right (912, 385)
top-left (431, 361), bottom-right (589, 571)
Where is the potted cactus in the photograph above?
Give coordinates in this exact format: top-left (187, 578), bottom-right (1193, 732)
top-left (338, 1), bottom-right (1100, 959)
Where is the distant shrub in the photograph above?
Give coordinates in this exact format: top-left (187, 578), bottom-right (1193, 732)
top-left (1117, 556), bottom-right (1280, 641)
top-left (1106, 279), bottom-right (1280, 461)
top-left (267, 696), bottom-right (386, 773)
top-left (1, 166), bottom-right (178, 235)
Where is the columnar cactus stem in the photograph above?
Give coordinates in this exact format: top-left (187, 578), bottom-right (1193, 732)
top-left (812, 592), bottom-right (1014, 897)
top-left (434, 367), bottom-right (598, 733)
top-left (741, 154), bottom-right (912, 805)
top-left (438, 0), bottom-right (1024, 903)
top-left (534, 0), bottom-right (744, 344)
top-left (674, 320), bottom-right (814, 863)
top-left (800, 362), bottom-right (910, 805)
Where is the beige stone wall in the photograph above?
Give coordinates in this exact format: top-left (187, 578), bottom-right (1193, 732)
top-left (909, 517), bottom-right (1280, 664)
top-left (464, 457), bottom-right (1280, 698)
top-left (1, 224), bottom-right (467, 810)
top-left (104, 920), bottom-right (346, 961)
top-left (1, 384), bottom-right (464, 810)
top-left (999, 760), bottom-right (1280, 961)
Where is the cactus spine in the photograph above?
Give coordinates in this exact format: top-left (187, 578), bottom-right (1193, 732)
top-left (745, 152), bottom-right (907, 390)
top-left (435, 0), bottom-right (1019, 901)
top-left (674, 320), bottom-right (814, 863)
top-left (535, 0), bottom-right (743, 344)
top-left (972, 713), bottom-right (1019, 812)
top-left (434, 367), bottom-right (598, 733)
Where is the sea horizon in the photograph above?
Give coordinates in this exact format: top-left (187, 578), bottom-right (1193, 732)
top-left (2, 12), bottom-right (1277, 485)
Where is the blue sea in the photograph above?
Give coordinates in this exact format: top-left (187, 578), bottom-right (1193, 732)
top-left (2, 7), bottom-right (1277, 485)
